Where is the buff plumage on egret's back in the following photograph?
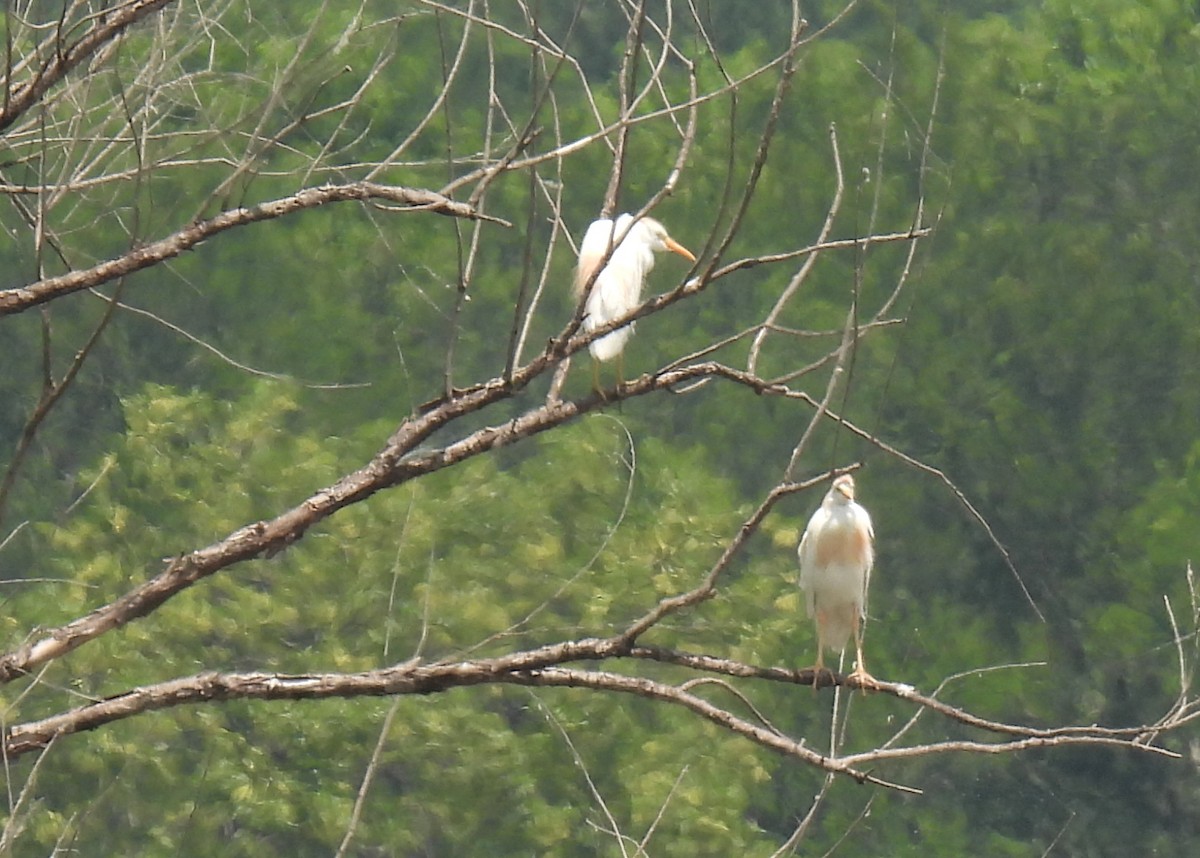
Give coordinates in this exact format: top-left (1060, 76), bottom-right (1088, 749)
top-left (797, 474), bottom-right (878, 690)
top-left (575, 214), bottom-right (695, 389)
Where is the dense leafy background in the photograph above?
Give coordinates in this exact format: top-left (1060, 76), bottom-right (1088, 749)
top-left (2, 0), bottom-right (1199, 854)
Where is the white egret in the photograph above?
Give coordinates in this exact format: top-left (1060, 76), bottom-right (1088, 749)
top-left (574, 214), bottom-right (695, 389)
top-left (797, 474), bottom-right (878, 689)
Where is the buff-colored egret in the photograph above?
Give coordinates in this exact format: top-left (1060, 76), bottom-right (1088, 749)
top-left (797, 474), bottom-right (878, 690)
top-left (574, 214), bottom-right (695, 390)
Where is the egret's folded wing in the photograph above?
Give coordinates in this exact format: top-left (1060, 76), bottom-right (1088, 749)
top-left (796, 508), bottom-right (828, 589)
top-left (575, 218), bottom-right (615, 299)
top-left (854, 505), bottom-right (875, 615)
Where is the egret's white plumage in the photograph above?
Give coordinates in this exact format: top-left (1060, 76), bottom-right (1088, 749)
top-left (575, 214), bottom-right (695, 366)
top-left (797, 474), bottom-right (877, 688)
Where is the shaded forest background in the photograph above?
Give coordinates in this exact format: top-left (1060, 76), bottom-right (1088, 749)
top-left (2, 0), bottom-right (1200, 854)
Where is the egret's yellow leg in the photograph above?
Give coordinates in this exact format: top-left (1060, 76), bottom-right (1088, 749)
top-left (809, 610), bottom-right (829, 693)
top-left (847, 612), bottom-right (878, 692)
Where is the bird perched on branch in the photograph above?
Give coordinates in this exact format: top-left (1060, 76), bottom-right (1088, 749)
top-left (797, 474), bottom-right (877, 690)
top-left (574, 214), bottom-right (695, 390)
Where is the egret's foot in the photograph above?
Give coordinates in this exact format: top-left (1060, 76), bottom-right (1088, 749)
top-left (847, 666), bottom-right (880, 693)
top-left (806, 664), bottom-right (833, 692)
top-left (590, 362), bottom-right (619, 401)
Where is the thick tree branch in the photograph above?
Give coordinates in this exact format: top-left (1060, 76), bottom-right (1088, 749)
top-left (0, 345), bottom-right (945, 686)
top-left (0, 360), bottom-right (729, 682)
top-left (3, 649), bottom-right (1179, 790)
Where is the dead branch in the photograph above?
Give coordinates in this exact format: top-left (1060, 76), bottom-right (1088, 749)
top-left (3, 646), bottom-right (1182, 791)
top-left (0, 182), bottom-right (504, 317)
top-left (0, 360), bottom-right (813, 683)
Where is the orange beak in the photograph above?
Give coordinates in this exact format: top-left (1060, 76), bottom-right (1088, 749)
top-left (664, 237), bottom-right (696, 263)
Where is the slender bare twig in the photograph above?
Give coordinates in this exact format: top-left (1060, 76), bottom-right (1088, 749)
top-left (700, 2), bottom-right (806, 275)
top-left (469, 415), bottom-right (640, 650)
top-left (1041, 812), bottom-right (1076, 857)
top-left (333, 699), bottom-right (401, 858)
top-left (0, 734), bottom-right (58, 855)
top-left (769, 773), bottom-right (834, 857)
top-left (99, 294), bottom-right (371, 388)
top-left (782, 304), bottom-right (860, 481)
top-left (635, 764), bottom-right (689, 855)
top-left (617, 471), bottom-right (841, 645)
top-left (747, 124), bottom-right (846, 376)
top-left (599, 0), bottom-right (645, 219)
top-left (533, 693), bottom-right (633, 857)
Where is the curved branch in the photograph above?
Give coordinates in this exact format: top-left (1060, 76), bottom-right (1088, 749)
top-left (0, 361), bottom-right (726, 682)
top-left (0, 183), bottom-right (504, 317)
top-left (0, 351), bottom-right (943, 686)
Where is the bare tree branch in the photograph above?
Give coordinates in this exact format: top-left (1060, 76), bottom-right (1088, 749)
top-left (0, 182), bottom-right (505, 317)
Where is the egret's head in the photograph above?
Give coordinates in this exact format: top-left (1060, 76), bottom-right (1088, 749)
top-left (637, 217), bottom-right (696, 262)
top-left (831, 474), bottom-right (856, 503)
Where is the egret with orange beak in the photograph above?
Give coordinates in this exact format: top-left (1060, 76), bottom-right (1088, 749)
top-left (575, 214), bottom-right (695, 390)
